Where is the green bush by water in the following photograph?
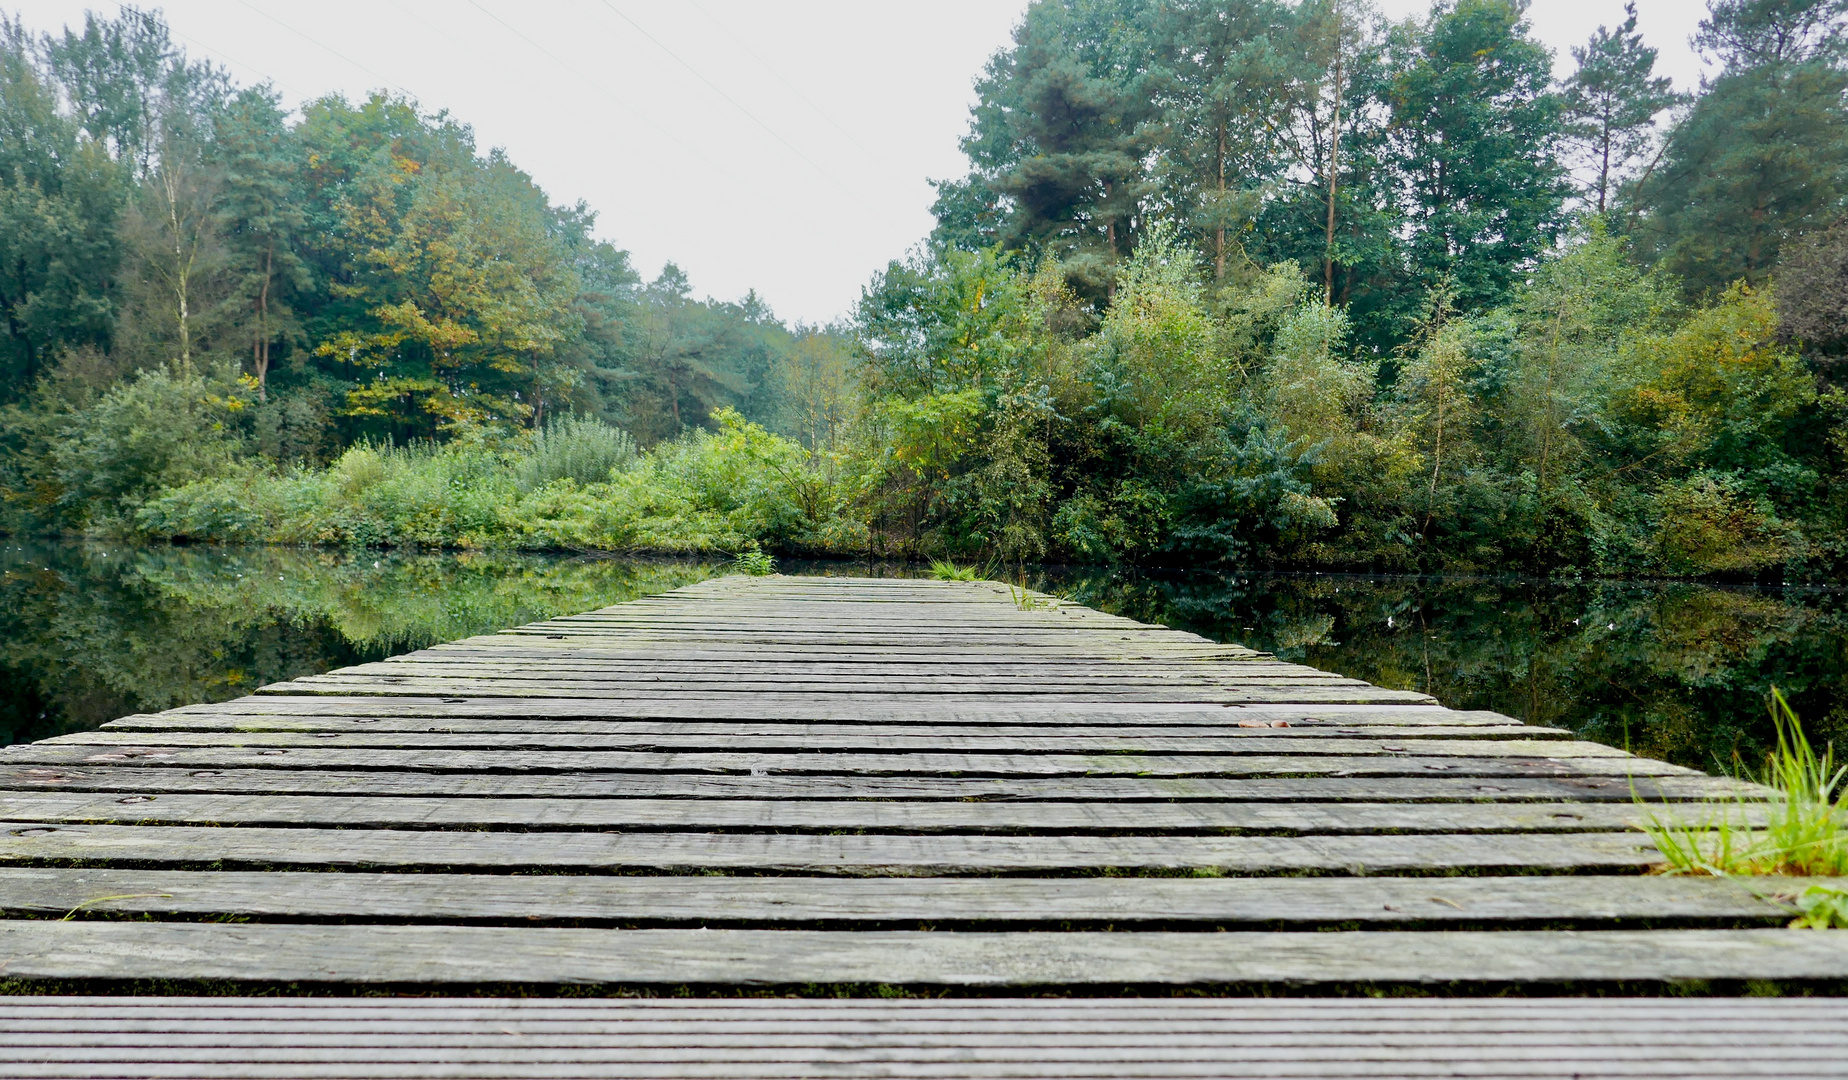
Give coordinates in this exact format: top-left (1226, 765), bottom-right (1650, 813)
top-left (133, 409), bottom-right (866, 556)
top-left (729, 542), bottom-right (777, 576)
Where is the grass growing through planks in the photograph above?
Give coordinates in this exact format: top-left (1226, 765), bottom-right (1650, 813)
top-left (1641, 688), bottom-right (1848, 925)
top-left (728, 542), bottom-right (777, 577)
top-left (928, 559), bottom-right (980, 581)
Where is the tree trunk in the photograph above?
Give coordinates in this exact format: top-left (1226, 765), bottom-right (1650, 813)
top-left (1215, 118), bottom-right (1227, 282)
top-left (162, 165), bottom-right (192, 366)
top-left (1596, 103), bottom-right (1613, 214)
top-left (1324, 11), bottom-right (1344, 306)
top-left (253, 245), bottom-right (272, 403)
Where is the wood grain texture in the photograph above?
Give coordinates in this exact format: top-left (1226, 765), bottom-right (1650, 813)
top-left (2, 923), bottom-right (1846, 985)
top-left (0, 822), bottom-right (1665, 872)
top-left (0, 574), bottom-right (1809, 1004)
top-left (0, 869), bottom-right (1798, 924)
top-left (0, 792), bottom-right (1683, 831)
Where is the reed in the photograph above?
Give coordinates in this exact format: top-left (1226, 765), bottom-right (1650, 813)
top-left (927, 559), bottom-right (980, 581)
top-left (1642, 688), bottom-right (1848, 879)
top-left (728, 542), bottom-right (777, 577)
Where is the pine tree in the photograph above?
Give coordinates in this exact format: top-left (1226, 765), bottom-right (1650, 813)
top-left (1385, 0), bottom-right (1570, 315)
top-left (1145, 0), bottom-right (1284, 283)
top-left (1630, 0), bottom-right (1848, 293)
top-left (1561, 2), bottom-right (1683, 213)
top-left (934, 1), bottom-right (1158, 302)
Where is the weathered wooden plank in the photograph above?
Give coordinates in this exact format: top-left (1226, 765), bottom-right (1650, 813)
top-left (6, 1040), bottom-right (1847, 1065)
top-left (394, 655), bottom-right (1282, 672)
top-left (0, 823), bottom-right (1663, 872)
top-left (0, 764), bottom-right (1749, 800)
top-left (289, 667), bottom-right (1339, 682)
top-left (0, 745), bottom-right (1689, 777)
top-left (44, 732), bottom-right (1613, 758)
top-left (315, 670), bottom-right (1368, 690)
top-left (0, 793), bottom-right (1675, 832)
top-left (263, 679), bottom-right (1429, 705)
top-left (10, 995), bottom-right (1848, 1019)
top-left (3, 924), bottom-right (1845, 985)
top-left (0, 869), bottom-right (1792, 924)
top-left (0, 1057), bottom-right (1830, 1076)
top-left (99, 717), bottom-right (1567, 742)
top-left (157, 698), bottom-right (1513, 726)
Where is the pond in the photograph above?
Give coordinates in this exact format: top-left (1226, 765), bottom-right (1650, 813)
top-left (1, 541), bottom-right (1842, 772)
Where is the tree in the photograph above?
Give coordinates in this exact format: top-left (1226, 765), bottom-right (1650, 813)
top-left (771, 328), bottom-right (856, 453)
top-left (41, 6), bottom-right (225, 177)
top-left (1384, 0), bottom-right (1570, 316)
top-left (1503, 226), bottom-right (1674, 493)
top-left (118, 128), bottom-right (222, 368)
top-left (1630, 0), bottom-right (1848, 292)
top-left (1145, 0), bottom-right (1285, 283)
top-left (1246, 1), bottom-right (1405, 348)
top-left (1561, 2), bottom-right (1683, 213)
top-left (621, 266), bottom-right (789, 444)
top-left (299, 95), bottom-right (578, 439)
top-left (0, 18), bottom-right (121, 399)
top-left (1257, 0), bottom-right (1380, 303)
top-left (932, 0), bottom-right (1158, 301)
top-left (1776, 219), bottom-right (1848, 359)
top-left (1389, 285), bottom-right (1479, 534)
top-left (1694, 0), bottom-right (1848, 68)
top-left (212, 86), bottom-right (307, 402)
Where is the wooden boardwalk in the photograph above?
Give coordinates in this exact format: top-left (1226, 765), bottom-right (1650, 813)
top-left (1, 574), bottom-right (1845, 1077)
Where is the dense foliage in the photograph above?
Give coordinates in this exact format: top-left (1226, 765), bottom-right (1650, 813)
top-left (0, 9), bottom-right (845, 528)
top-left (4, 2), bottom-right (1848, 579)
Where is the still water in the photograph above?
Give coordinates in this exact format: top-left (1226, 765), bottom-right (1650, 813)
top-left (2, 541), bottom-right (1843, 771)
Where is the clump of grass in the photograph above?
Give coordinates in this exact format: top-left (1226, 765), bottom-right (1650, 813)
top-left (1642, 688), bottom-right (1848, 881)
top-left (728, 541), bottom-right (776, 577)
top-left (1007, 583), bottom-right (1055, 611)
top-left (514, 415), bottom-right (637, 491)
top-left (928, 559), bottom-right (979, 581)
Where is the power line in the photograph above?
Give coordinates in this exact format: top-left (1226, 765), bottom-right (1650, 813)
top-left (231, 0), bottom-right (412, 99)
top-left (685, 0), bottom-right (907, 185)
top-left (165, 27), bottom-right (315, 102)
top-left (595, 0), bottom-right (859, 199)
top-left (460, 0), bottom-right (745, 186)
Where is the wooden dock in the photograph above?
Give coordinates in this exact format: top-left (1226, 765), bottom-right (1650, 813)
top-left (1, 574), bottom-right (1845, 1077)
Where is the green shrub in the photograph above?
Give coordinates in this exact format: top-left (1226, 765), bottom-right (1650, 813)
top-left (729, 541), bottom-right (776, 576)
top-left (514, 416), bottom-right (638, 491)
top-left (55, 363), bottom-right (253, 522)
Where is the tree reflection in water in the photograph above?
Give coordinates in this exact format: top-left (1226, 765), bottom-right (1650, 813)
top-left (0, 543), bottom-right (716, 745)
top-left (1037, 569), bottom-right (1848, 771)
top-left (1, 546), bottom-right (1841, 772)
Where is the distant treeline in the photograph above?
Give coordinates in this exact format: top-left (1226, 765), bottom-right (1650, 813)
top-left (0, 8), bottom-right (845, 511)
top-left (5, 1), bottom-right (1848, 578)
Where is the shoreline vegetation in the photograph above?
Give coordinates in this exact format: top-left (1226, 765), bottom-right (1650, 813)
top-left (2, 2), bottom-right (1847, 581)
top-left (1643, 689), bottom-right (1848, 917)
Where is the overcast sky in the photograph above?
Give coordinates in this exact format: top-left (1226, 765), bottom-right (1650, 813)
top-left (7, 1), bottom-right (1716, 325)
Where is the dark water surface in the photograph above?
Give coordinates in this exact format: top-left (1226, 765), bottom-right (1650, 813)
top-left (0, 542), bottom-right (717, 747)
top-left (1027, 566), bottom-right (1848, 771)
top-left (1, 542), bottom-right (1843, 771)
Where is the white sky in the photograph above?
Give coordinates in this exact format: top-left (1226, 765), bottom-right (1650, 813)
top-left (8, 1), bottom-right (1714, 326)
